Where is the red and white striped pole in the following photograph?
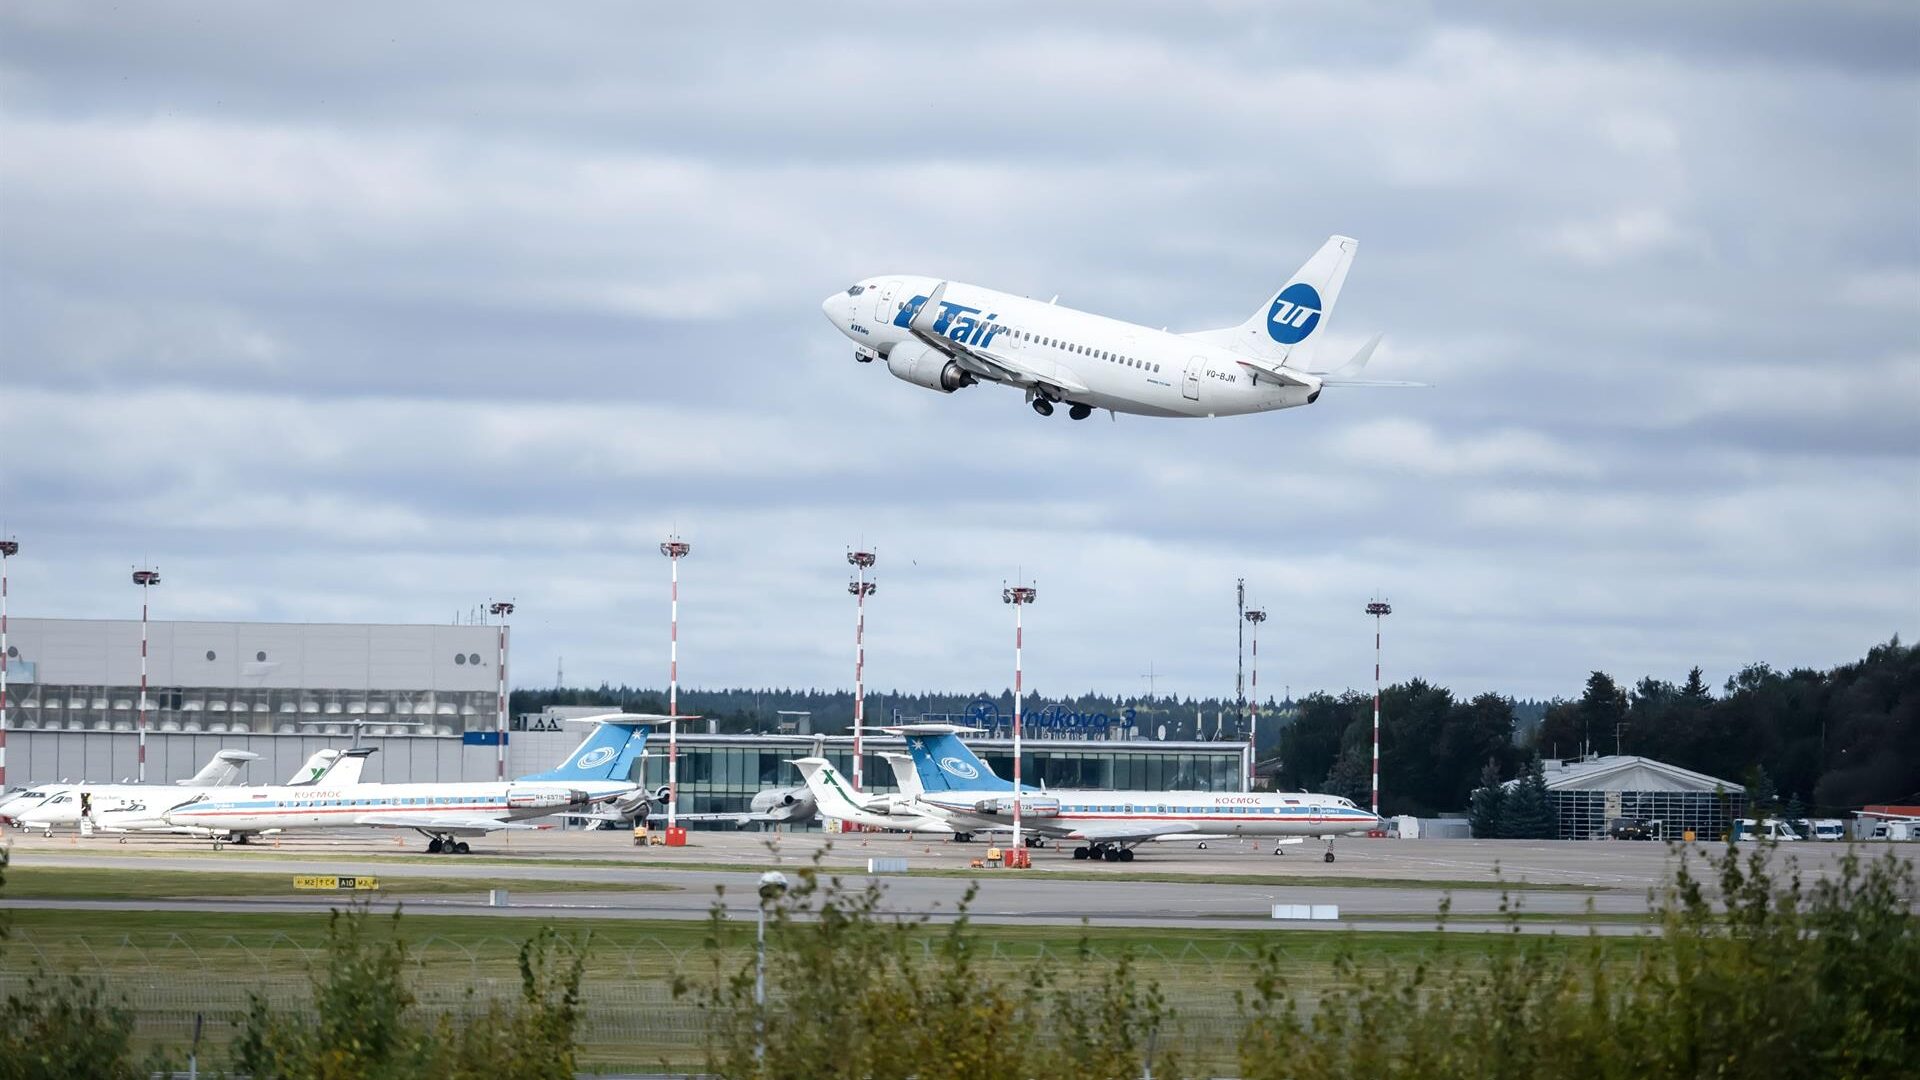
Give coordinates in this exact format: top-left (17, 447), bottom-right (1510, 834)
top-left (660, 537), bottom-right (691, 830)
top-left (489, 601), bottom-right (515, 781)
top-left (847, 550), bottom-right (877, 791)
top-left (133, 567), bottom-right (161, 784)
top-left (1366, 599), bottom-right (1392, 817)
top-left (1245, 608), bottom-right (1267, 793)
top-left (1003, 583), bottom-right (1036, 854)
top-left (0, 539), bottom-right (17, 790)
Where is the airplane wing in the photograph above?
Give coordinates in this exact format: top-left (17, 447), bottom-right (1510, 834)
top-left (1066, 820), bottom-right (1203, 844)
top-left (909, 282), bottom-right (1090, 396)
top-left (353, 813), bottom-right (540, 836)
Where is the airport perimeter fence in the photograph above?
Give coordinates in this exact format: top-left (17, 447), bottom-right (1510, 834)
top-left (0, 930), bottom-right (1275, 1069)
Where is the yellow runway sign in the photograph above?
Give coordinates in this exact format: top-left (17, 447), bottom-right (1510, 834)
top-left (293, 875), bottom-right (379, 891)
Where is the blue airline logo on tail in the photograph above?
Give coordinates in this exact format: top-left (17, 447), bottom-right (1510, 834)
top-left (1266, 283), bottom-right (1323, 344)
top-left (894, 295), bottom-right (1007, 348)
top-left (905, 733), bottom-right (1014, 793)
top-left (519, 723), bottom-right (648, 783)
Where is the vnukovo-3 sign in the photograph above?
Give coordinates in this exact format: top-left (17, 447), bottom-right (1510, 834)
top-left (964, 698), bottom-right (1138, 737)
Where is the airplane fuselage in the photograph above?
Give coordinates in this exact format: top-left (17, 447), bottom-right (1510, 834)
top-left (162, 779), bottom-right (630, 833)
top-left (823, 277), bottom-right (1320, 418)
top-left (915, 788), bottom-right (1379, 839)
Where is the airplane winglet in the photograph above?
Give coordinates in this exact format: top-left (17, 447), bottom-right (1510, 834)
top-left (910, 282), bottom-right (947, 334)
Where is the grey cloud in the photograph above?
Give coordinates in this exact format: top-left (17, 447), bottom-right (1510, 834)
top-left (0, 3), bottom-right (1912, 702)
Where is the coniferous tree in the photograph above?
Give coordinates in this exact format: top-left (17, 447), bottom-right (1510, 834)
top-left (1468, 758), bottom-right (1506, 838)
top-left (1497, 756), bottom-right (1557, 839)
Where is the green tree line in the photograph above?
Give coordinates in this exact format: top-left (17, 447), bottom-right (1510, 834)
top-left (1278, 639), bottom-right (1915, 816)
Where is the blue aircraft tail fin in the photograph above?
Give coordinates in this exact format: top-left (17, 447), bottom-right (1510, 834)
top-left (905, 731), bottom-right (1011, 792)
top-left (518, 720), bottom-right (650, 784)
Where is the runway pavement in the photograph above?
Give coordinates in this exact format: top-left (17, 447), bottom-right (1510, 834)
top-left (4, 828), bottom-right (1910, 935)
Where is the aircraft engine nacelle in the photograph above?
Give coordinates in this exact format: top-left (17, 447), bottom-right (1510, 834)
top-left (886, 342), bottom-right (974, 394)
top-left (751, 787), bottom-right (818, 823)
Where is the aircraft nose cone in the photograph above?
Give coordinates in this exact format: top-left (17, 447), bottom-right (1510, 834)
top-left (821, 293), bottom-right (842, 322)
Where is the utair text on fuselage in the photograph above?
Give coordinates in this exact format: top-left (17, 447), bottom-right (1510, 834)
top-left (821, 235), bottom-right (1417, 421)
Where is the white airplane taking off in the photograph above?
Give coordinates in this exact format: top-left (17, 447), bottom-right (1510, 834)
top-left (821, 236), bottom-right (1419, 420)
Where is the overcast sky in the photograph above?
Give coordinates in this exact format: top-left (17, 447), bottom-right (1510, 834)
top-left (2, 2), bottom-right (1914, 704)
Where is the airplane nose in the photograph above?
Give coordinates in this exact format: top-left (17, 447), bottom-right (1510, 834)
top-left (821, 293), bottom-right (842, 322)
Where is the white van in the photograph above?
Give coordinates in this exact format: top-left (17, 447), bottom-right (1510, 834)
top-left (1809, 819), bottom-right (1845, 842)
top-left (1733, 818), bottom-right (1802, 841)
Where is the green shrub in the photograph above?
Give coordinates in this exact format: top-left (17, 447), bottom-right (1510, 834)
top-left (1238, 842), bottom-right (1918, 1080)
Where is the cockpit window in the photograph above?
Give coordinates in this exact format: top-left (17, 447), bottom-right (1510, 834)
top-left (846, 284), bottom-right (865, 296)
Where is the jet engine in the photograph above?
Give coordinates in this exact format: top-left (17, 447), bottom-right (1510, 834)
top-left (885, 342), bottom-right (975, 394)
top-left (750, 786), bottom-right (818, 823)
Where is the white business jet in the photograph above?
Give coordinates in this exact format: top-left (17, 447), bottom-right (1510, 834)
top-left (822, 236), bottom-right (1418, 420)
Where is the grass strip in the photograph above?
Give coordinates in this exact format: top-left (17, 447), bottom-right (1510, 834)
top-left (0, 867), bottom-right (673, 900)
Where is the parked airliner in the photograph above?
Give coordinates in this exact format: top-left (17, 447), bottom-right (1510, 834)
top-left (162, 716), bottom-right (653, 852)
top-left (789, 756), bottom-right (954, 835)
top-left (821, 236), bottom-right (1417, 420)
top-left (892, 725), bottom-right (1378, 862)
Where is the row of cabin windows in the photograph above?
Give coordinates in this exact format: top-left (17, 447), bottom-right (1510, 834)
top-left (1005, 329), bottom-right (1160, 373)
top-left (1059, 804), bottom-right (1331, 814)
top-left (266, 796), bottom-right (496, 808)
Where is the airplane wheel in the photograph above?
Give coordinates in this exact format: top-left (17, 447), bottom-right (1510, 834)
top-left (1072, 847), bottom-right (1089, 860)
top-left (1119, 849), bottom-right (1135, 862)
top-left (1068, 403), bottom-right (1091, 420)
top-left (1197, 842), bottom-right (1208, 850)
top-left (1324, 851), bottom-right (1336, 863)
top-left (1102, 848), bottom-right (1121, 862)
top-left (427, 839), bottom-right (444, 853)
top-left (454, 841), bottom-right (471, 854)
top-left (1031, 398), bottom-right (1054, 417)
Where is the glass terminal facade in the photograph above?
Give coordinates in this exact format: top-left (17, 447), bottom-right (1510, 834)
top-left (634, 734), bottom-right (1252, 824)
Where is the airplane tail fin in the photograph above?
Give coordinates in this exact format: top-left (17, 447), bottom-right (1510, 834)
top-left (789, 757), bottom-right (871, 819)
top-left (285, 749), bottom-right (340, 786)
top-left (518, 720), bottom-right (651, 784)
top-left (1184, 235), bottom-right (1357, 370)
top-left (316, 747), bottom-right (376, 786)
top-left (181, 749), bottom-right (260, 787)
top-left (905, 731), bottom-right (1011, 793)
top-left (880, 752), bottom-right (925, 799)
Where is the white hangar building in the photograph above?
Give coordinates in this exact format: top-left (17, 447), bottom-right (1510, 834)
top-left (0, 617), bottom-right (555, 788)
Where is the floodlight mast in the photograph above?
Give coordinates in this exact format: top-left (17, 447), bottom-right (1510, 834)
top-left (847, 550), bottom-right (877, 791)
top-left (660, 537), bottom-right (691, 830)
top-left (489, 600), bottom-right (516, 781)
top-left (1366, 598), bottom-right (1393, 817)
top-left (1002, 583), bottom-right (1037, 853)
top-left (1244, 608), bottom-right (1268, 793)
top-left (0, 538), bottom-right (17, 790)
top-left (132, 567), bottom-right (161, 783)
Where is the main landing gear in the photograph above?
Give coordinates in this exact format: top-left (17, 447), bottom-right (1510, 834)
top-left (422, 834), bottom-right (472, 854)
top-left (1029, 395), bottom-right (1095, 420)
top-left (1071, 843), bottom-right (1135, 862)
